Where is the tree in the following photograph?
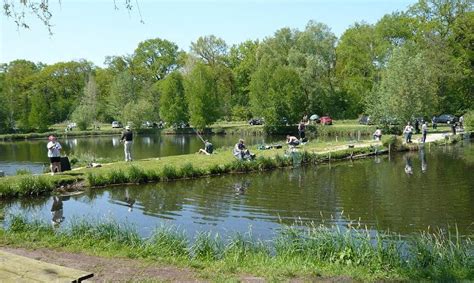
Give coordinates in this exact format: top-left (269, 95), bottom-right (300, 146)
top-left (106, 71), bottom-right (137, 121)
top-left (366, 44), bottom-right (439, 123)
top-left (184, 63), bottom-right (220, 129)
top-left (30, 60), bottom-right (92, 123)
top-left (228, 40), bottom-right (259, 119)
top-left (72, 75), bottom-right (98, 130)
top-left (250, 65), bottom-right (305, 126)
top-left (2, 60), bottom-right (39, 130)
top-left (123, 99), bottom-right (155, 130)
top-left (159, 72), bottom-right (188, 126)
top-left (335, 22), bottom-right (379, 117)
top-left (288, 21), bottom-right (338, 117)
top-left (132, 38), bottom-right (183, 83)
top-left (28, 90), bottom-right (52, 132)
top-left (190, 35), bottom-right (229, 66)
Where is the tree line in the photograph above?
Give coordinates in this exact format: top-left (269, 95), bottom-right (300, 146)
top-left (0, 0), bottom-right (472, 133)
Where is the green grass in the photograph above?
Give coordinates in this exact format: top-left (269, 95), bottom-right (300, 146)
top-left (1, 215), bottom-right (472, 281)
top-left (0, 137), bottom-right (395, 198)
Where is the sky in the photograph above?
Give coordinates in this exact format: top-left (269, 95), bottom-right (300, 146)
top-left (1, 0), bottom-right (417, 67)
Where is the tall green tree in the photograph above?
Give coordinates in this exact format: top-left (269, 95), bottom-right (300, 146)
top-left (159, 72), bottom-right (188, 126)
top-left (106, 71), bottom-right (137, 121)
top-left (366, 44), bottom-right (439, 123)
top-left (2, 60), bottom-right (39, 130)
top-left (250, 65), bottom-right (305, 126)
top-left (72, 75), bottom-right (98, 130)
top-left (228, 40), bottom-right (259, 119)
top-left (190, 35), bottom-right (229, 66)
top-left (184, 63), bottom-right (220, 129)
top-left (132, 38), bottom-right (183, 83)
top-left (288, 21), bottom-right (338, 117)
top-left (336, 23), bottom-right (379, 117)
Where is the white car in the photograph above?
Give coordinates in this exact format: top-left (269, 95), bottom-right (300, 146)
top-left (111, 121), bottom-right (122, 128)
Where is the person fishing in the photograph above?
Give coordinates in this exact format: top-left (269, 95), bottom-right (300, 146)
top-left (120, 126), bottom-right (133, 161)
top-left (193, 128), bottom-right (213, 155)
top-left (198, 139), bottom-right (214, 155)
top-left (233, 139), bottom-right (255, 160)
top-left (47, 135), bottom-right (62, 175)
top-left (286, 135), bottom-right (300, 147)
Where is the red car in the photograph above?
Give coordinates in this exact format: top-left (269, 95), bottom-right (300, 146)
top-left (320, 116), bottom-right (333, 125)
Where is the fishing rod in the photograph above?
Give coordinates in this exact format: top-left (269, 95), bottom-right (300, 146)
top-left (192, 127), bottom-right (206, 143)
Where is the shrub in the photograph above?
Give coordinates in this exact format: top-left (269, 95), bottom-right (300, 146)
top-left (462, 110), bottom-right (473, 131)
top-left (16, 168), bottom-right (32, 175)
top-left (382, 135), bottom-right (404, 151)
top-left (86, 173), bottom-right (108, 187)
top-left (180, 163), bottom-right (203, 178)
top-left (127, 165), bottom-right (148, 183)
top-left (161, 165), bottom-right (179, 181)
top-left (108, 169), bottom-right (128, 184)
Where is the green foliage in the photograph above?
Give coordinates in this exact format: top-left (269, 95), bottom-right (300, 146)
top-left (367, 44), bottom-right (439, 124)
top-left (15, 168), bottom-right (32, 176)
top-left (382, 135), bottom-right (404, 151)
top-left (463, 110), bottom-right (474, 131)
top-left (184, 63), bottom-right (221, 129)
top-left (72, 75), bottom-right (98, 130)
top-left (250, 65), bottom-right (305, 125)
top-left (3, 216), bottom-right (474, 281)
top-left (159, 71), bottom-right (188, 126)
top-left (1, 1), bottom-right (472, 135)
top-left (132, 38), bottom-right (182, 82)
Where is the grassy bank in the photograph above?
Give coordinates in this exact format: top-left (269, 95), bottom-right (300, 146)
top-left (0, 138), bottom-right (382, 198)
top-left (2, 131), bottom-right (472, 198)
top-left (1, 215), bottom-right (472, 281)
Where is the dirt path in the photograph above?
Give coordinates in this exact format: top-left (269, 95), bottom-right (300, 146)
top-left (1, 247), bottom-right (205, 282)
top-left (0, 247), bottom-right (346, 282)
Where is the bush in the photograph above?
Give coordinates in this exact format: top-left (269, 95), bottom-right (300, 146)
top-left (463, 110), bottom-right (474, 131)
top-left (382, 135), bottom-right (404, 151)
top-left (161, 165), bottom-right (179, 181)
top-left (127, 165), bottom-right (148, 183)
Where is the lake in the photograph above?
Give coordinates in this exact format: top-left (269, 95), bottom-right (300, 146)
top-left (1, 141), bottom-right (472, 239)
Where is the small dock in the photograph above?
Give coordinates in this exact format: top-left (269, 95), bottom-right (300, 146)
top-left (0, 250), bottom-right (93, 282)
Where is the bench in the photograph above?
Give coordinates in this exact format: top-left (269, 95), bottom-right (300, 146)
top-left (0, 250), bottom-right (93, 282)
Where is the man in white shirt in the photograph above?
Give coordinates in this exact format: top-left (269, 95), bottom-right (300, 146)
top-left (47, 135), bottom-right (62, 175)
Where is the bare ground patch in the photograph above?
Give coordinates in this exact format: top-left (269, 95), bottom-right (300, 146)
top-left (1, 247), bottom-right (203, 282)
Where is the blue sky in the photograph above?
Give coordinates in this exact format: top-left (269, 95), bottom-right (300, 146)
top-left (1, 0), bottom-right (416, 66)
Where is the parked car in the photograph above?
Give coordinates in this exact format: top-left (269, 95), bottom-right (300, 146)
top-left (434, 114), bottom-right (458, 124)
top-left (358, 115), bottom-right (372, 125)
top-left (248, 118), bottom-right (264, 125)
top-left (111, 121), bottom-right (123, 128)
top-left (320, 116), bottom-right (333, 125)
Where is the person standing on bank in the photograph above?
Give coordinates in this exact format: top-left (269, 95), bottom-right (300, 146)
top-left (47, 135), bottom-right (62, 175)
top-left (121, 125), bottom-right (133, 161)
top-left (298, 120), bottom-right (306, 141)
top-left (421, 121), bottom-right (428, 143)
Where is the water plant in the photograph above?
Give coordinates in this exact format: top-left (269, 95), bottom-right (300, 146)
top-left (2, 215), bottom-right (473, 281)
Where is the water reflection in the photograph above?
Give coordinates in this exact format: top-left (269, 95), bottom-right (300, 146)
top-left (2, 142), bottom-right (473, 239)
top-left (233, 180), bottom-right (251, 195)
top-left (124, 188), bottom-right (136, 212)
top-left (420, 147), bottom-right (427, 173)
top-left (51, 196), bottom-right (64, 227)
top-left (404, 154), bottom-right (413, 175)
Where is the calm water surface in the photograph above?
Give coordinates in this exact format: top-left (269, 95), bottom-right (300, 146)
top-left (0, 134), bottom-right (283, 175)
top-left (1, 141), bottom-right (473, 239)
